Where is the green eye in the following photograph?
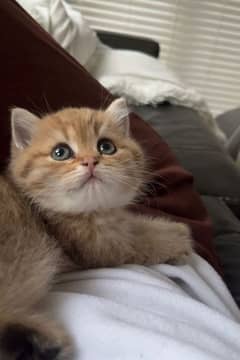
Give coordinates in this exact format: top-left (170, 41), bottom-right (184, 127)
top-left (51, 143), bottom-right (73, 161)
top-left (97, 138), bottom-right (117, 155)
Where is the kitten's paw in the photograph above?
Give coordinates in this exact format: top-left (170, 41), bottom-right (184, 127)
top-left (0, 319), bottom-right (72, 360)
top-left (168, 223), bottom-right (193, 265)
top-left (167, 253), bottom-right (190, 266)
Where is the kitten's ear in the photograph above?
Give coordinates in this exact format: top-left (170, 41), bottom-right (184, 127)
top-left (106, 98), bottom-right (130, 135)
top-left (11, 108), bottom-right (40, 149)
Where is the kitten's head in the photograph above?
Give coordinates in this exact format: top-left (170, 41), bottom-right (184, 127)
top-left (9, 98), bottom-right (145, 214)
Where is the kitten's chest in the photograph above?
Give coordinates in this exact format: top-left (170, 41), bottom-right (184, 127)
top-left (45, 210), bottom-right (131, 268)
top-left (53, 211), bottom-right (128, 243)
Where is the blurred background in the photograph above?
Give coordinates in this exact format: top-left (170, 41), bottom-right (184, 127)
top-left (71, 0), bottom-right (240, 116)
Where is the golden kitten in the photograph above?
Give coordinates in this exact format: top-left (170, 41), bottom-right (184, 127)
top-left (0, 98), bottom-right (192, 359)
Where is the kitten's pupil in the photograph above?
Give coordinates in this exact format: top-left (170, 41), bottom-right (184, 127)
top-left (55, 148), bottom-right (65, 157)
top-left (51, 144), bottom-right (73, 161)
top-left (97, 138), bottom-right (116, 155)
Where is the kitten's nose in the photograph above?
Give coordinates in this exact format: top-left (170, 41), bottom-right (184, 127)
top-left (81, 156), bottom-right (99, 172)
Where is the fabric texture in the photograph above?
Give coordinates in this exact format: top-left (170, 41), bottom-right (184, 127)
top-left (0, 0), bottom-right (218, 270)
top-left (18, 0), bottom-right (98, 66)
top-left (17, 0), bottom-right (50, 30)
top-left (44, 254), bottom-right (240, 360)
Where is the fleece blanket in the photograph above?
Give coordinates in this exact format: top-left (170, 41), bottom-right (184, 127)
top-left (18, 0), bottom-right (226, 143)
top-left (44, 253), bottom-right (240, 360)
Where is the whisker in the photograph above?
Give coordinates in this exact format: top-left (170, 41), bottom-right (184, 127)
top-left (25, 96), bottom-right (42, 115)
top-left (42, 93), bottom-right (53, 114)
top-left (100, 92), bottom-right (113, 111)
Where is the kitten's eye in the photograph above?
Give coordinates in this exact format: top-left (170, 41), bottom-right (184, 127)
top-left (97, 138), bottom-right (116, 155)
top-left (51, 143), bottom-right (73, 161)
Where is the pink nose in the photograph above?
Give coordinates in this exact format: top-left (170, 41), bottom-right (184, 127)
top-left (81, 157), bottom-right (99, 171)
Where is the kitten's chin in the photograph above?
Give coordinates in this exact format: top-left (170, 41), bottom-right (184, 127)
top-left (35, 182), bottom-right (137, 214)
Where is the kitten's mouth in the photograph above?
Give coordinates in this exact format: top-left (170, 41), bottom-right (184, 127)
top-left (81, 174), bottom-right (100, 186)
top-left (68, 173), bottom-right (102, 192)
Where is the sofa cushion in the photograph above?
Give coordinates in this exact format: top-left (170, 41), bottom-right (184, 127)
top-left (201, 195), bottom-right (240, 307)
top-left (216, 107), bottom-right (240, 140)
top-left (133, 104), bottom-right (240, 207)
top-left (216, 107), bottom-right (240, 162)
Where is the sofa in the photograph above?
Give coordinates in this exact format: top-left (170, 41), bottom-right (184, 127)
top-left (98, 31), bottom-right (240, 307)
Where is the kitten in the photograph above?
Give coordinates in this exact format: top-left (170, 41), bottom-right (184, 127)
top-left (0, 98), bottom-right (192, 359)
top-left (10, 98), bottom-right (192, 269)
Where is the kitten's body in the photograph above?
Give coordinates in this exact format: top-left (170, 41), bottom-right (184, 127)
top-left (0, 99), bottom-right (192, 359)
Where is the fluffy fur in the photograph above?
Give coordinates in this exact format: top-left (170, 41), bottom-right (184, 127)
top-left (0, 176), bottom-right (71, 360)
top-left (0, 98), bottom-right (193, 359)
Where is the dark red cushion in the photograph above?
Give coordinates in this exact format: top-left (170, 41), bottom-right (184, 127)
top-left (0, 0), bottom-right (220, 272)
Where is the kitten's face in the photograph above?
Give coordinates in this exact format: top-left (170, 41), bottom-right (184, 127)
top-left (10, 99), bottom-right (145, 213)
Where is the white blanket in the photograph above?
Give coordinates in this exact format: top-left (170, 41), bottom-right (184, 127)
top-left (18, 0), bottom-right (226, 143)
top-left (45, 254), bottom-right (240, 360)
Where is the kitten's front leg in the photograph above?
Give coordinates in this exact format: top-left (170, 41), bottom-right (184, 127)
top-left (128, 214), bottom-right (193, 265)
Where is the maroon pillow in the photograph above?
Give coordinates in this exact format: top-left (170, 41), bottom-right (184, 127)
top-left (0, 0), bottom-right (220, 272)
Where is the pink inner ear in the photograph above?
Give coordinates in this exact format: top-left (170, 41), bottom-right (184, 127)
top-left (107, 98), bottom-right (129, 119)
top-left (11, 108), bottom-right (39, 149)
top-left (14, 123), bottom-right (30, 148)
top-left (106, 98), bottom-right (130, 135)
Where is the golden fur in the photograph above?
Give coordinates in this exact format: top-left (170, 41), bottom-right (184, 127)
top-left (0, 98), bottom-right (193, 359)
top-left (0, 176), bottom-right (71, 359)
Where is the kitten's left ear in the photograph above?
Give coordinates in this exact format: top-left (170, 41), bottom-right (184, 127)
top-left (106, 98), bottom-right (130, 135)
top-left (11, 108), bottom-right (40, 149)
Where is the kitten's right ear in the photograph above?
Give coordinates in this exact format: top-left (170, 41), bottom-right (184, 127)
top-left (106, 98), bottom-right (130, 135)
top-left (11, 108), bottom-right (40, 149)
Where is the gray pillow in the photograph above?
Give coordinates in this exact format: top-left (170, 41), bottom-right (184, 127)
top-left (216, 107), bottom-right (240, 139)
top-left (133, 104), bottom-right (240, 208)
top-left (202, 195), bottom-right (240, 307)
top-left (216, 108), bottom-right (240, 161)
